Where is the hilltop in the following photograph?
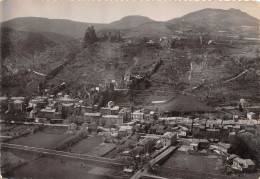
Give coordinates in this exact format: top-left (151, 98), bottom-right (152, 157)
top-left (168, 8), bottom-right (259, 36)
top-left (168, 8), bottom-right (258, 27)
top-left (106, 15), bottom-right (154, 30)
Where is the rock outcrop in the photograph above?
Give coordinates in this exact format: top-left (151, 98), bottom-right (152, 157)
top-left (83, 26), bottom-right (98, 47)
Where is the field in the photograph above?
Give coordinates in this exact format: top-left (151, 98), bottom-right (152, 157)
top-left (86, 143), bottom-right (117, 157)
top-left (163, 151), bottom-right (225, 174)
top-left (8, 132), bottom-right (69, 149)
top-left (70, 136), bottom-right (103, 154)
top-left (7, 156), bottom-right (123, 179)
top-left (0, 124), bottom-right (19, 132)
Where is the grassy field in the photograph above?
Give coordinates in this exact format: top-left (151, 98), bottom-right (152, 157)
top-left (163, 151), bottom-right (224, 175)
top-left (70, 136), bottom-right (103, 154)
top-left (8, 132), bottom-right (69, 149)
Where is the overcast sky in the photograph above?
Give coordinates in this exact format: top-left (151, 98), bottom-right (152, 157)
top-left (1, 0), bottom-right (259, 23)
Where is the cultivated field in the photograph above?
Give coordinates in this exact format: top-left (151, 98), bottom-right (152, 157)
top-left (70, 135), bottom-right (103, 154)
top-left (163, 151), bottom-right (224, 174)
top-left (8, 132), bottom-right (69, 149)
top-left (86, 143), bottom-right (117, 157)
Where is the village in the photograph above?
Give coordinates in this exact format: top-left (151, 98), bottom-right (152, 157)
top-left (1, 79), bottom-right (260, 179)
top-left (1, 4), bottom-right (260, 179)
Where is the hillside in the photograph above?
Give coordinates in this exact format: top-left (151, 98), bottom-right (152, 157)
top-left (168, 8), bottom-right (259, 34)
top-left (1, 17), bottom-right (106, 41)
top-left (123, 22), bottom-right (172, 38)
top-left (1, 8), bottom-right (260, 105)
top-left (1, 27), bottom-right (57, 75)
top-left (36, 31), bottom-right (74, 43)
top-left (123, 21), bottom-right (209, 38)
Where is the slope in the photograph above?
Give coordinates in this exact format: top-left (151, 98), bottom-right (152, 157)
top-left (1, 27), bottom-right (57, 76)
top-left (1, 17), bottom-right (106, 40)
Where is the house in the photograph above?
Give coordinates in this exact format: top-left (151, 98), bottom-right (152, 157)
top-left (84, 112), bottom-right (102, 123)
top-left (28, 97), bottom-right (48, 112)
top-left (57, 95), bottom-right (77, 103)
top-left (13, 100), bottom-right (25, 112)
top-left (100, 107), bottom-right (111, 115)
top-left (233, 115), bottom-right (239, 122)
top-left (50, 118), bottom-right (63, 124)
top-left (198, 139), bottom-right (209, 149)
top-left (118, 128), bottom-right (127, 137)
top-left (206, 129), bottom-right (220, 140)
top-left (38, 108), bottom-right (56, 119)
top-left (118, 126), bottom-right (133, 137)
top-left (146, 40), bottom-right (155, 45)
top-left (161, 132), bottom-right (177, 147)
top-left (62, 103), bottom-right (74, 118)
top-left (110, 106), bottom-right (120, 115)
top-left (190, 142), bottom-right (199, 150)
top-left (118, 108), bottom-right (128, 123)
top-left (192, 139), bottom-right (209, 150)
top-left (217, 142), bottom-right (231, 153)
top-left (0, 97), bottom-right (8, 113)
top-left (232, 157), bottom-right (256, 172)
top-left (137, 138), bottom-right (157, 152)
top-left (247, 112), bottom-right (257, 120)
top-left (10, 97), bottom-right (25, 101)
top-left (102, 115), bottom-right (118, 127)
top-left (149, 111), bottom-right (156, 122)
top-left (117, 115), bottom-right (124, 126)
top-left (131, 111), bottom-right (144, 120)
top-left (85, 106), bottom-right (93, 113)
top-left (177, 131), bottom-right (187, 138)
top-left (193, 125), bottom-right (206, 138)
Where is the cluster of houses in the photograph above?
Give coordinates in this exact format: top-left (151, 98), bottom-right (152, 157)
top-left (1, 93), bottom-right (259, 174)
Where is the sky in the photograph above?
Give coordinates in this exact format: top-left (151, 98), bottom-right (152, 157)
top-left (0, 0), bottom-right (259, 23)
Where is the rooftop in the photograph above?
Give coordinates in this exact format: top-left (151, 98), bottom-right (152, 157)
top-left (11, 97), bottom-right (25, 100)
top-left (40, 108), bottom-right (56, 113)
top-left (84, 112), bottom-right (102, 116)
top-left (163, 132), bottom-right (177, 138)
top-left (102, 115), bottom-right (118, 118)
